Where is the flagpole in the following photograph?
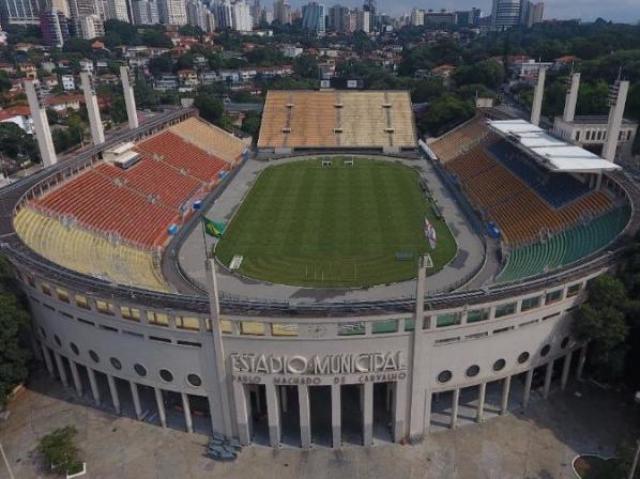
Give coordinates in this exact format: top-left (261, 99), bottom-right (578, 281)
top-left (200, 213), bottom-right (210, 260)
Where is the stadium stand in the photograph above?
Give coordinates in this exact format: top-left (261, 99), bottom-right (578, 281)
top-left (170, 117), bottom-right (246, 164)
top-left (429, 117), bottom-right (489, 163)
top-left (440, 124), bottom-right (614, 246)
top-left (94, 157), bottom-right (203, 211)
top-left (33, 168), bottom-right (179, 248)
top-left (488, 140), bottom-right (591, 208)
top-left (136, 131), bottom-right (229, 183)
top-left (257, 90), bottom-right (417, 150)
top-left (497, 205), bottom-right (630, 283)
top-left (14, 208), bottom-right (168, 291)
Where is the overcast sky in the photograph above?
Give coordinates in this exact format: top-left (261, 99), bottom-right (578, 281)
top-left (292, 0), bottom-right (640, 23)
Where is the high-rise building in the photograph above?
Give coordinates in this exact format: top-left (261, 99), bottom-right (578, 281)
top-left (79, 13), bottom-right (104, 38)
top-left (490, 0), bottom-right (521, 30)
top-left (158, 0), bottom-right (187, 25)
top-left (410, 8), bottom-right (424, 26)
top-left (40, 9), bottom-right (69, 47)
top-left (106, 0), bottom-right (131, 22)
top-left (520, 0), bottom-right (543, 27)
top-left (354, 8), bottom-right (369, 32)
top-left (186, 0), bottom-right (215, 31)
top-left (456, 7), bottom-right (481, 26)
top-left (67, 0), bottom-right (98, 35)
top-left (1, 0), bottom-right (41, 26)
top-left (273, 0), bottom-right (291, 24)
top-left (250, 0), bottom-right (260, 26)
top-left (132, 0), bottom-right (160, 24)
top-left (327, 4), bottom-right (348, 33)
top-left (301, 2), bottom-right (325, 36)
top-left (213, 0), bottom-right (233, 28)
top-left (50, 0), bottom-right (70, 18)
top-left (232, 0), bottom-right (252, 31)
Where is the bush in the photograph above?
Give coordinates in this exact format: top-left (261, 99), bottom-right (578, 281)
top-left (38, 427), bottom-right (83, 476)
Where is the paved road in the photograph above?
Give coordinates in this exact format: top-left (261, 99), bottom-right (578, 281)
top-left (177, 155), bottom-right (487, 303)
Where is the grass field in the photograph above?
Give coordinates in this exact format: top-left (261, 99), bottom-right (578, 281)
top-left (215, 157), bottom-right (456, 287)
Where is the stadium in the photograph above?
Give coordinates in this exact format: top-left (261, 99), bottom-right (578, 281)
top-left (2, 71), bottom-right (639, 449)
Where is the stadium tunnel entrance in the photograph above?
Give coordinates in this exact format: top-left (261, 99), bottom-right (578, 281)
top-left (247, 384), bottom-right (269, 446)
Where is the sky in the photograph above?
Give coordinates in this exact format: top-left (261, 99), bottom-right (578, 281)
top-left (289, 0), bottom-right (640, 23)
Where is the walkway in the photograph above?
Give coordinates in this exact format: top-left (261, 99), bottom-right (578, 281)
top-left (1, 371), bottom-right (635, 479)
top-left (176, 155), bottom-right (486, 303)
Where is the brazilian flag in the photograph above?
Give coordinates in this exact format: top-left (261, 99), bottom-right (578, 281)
top-left (202, 216), bottom-right (226, 238)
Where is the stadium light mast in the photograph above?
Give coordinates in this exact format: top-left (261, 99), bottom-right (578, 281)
top-left (120, 66), bottom-right (139, 130)
top-left (530, 66), bottom-right (547, 126)
top-left (80, 72), bottom-right (105, 145)
top-left (24, 79), bottom-right (57, 168)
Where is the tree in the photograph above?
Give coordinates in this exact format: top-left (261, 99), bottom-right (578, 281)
top-left (0, 255), bottom-right (31, 406)
top-left (0, 123), bottom-right (39, 162)
top-left (453, 59), bottom-right (505, 90)
top-left (104, 19), bottom-right (139, 46)
top-left (38, 427), bottom-right (83, 476)
top-left (241, 110), bottom-right (261, 138)
top-left (416, 94), bottom-right (474, 137)
top-left (293, 53), bottom-right (319, 79)
top-left (574, 275), bottom-right (630, 380)
top-left (148, 54), bottom-right (174, 76)
top-left (194, 94), bottom-right (225, 125)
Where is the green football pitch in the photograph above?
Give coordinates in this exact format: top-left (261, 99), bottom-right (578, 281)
top-left (215, 157), bottom-right (456, 287)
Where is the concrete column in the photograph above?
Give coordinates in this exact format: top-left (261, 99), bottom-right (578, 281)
top-left (476, 383), bottom-right (487, 423)
top-left (363, 382), bottom-right (373, 446)
top-left (107, 374), bottom-right (121, 414)
top-left (265, 383), bottom-right (281, 448)
top-left (531, 67), bottom-right (547, 126)
top-left (69, 361), bottom-right (83, 397)
top-left (120, 66), bottom-right (139, 129)
top-left (563, 72), bottom-right (580, 122)
top-left (408, 256), bottom-right (429, 442)
top-left (281, 386), bottom-right (288, 413)
top-left (331, 384), bottom-right (341, 448)
top-left (423, 389), bottom-right (432, 435)
top-left (181, 393), bottom-right (193, 433)
top-left (450, 389), bottom-right (460, 429)
top-left (543, 360), bottom-right (554, 399)
top-left (154, 387), bottom-right (167, 428)
top-left (577, 344), bottom-right (588, 381)
top-left (233, 382), bottom-right (250, 445)
top-left (561, 351), bottom-right (573, 390)
top-left (24, 80), bottom-right (57, 167)
top-left (80, 72), bottom-right (105, 145)
top-left (603, 80), bottom-right (630, 162)
top-left (523, 369), bottom-right (534, 409)
top-left (87, 368), bottom-right (101, 405)
top-left (53, 352), bottom-right (69, 388)
top-left (298, 386), bottom-right (312, 448)
top-left (393, 382), bottom-right (407, 442)
top-left (130, 382), bottom-right (142, 420)
top-left (40, 344), bottom-right (54, 376)
top-left (500, 376), bottom-right (511, 415)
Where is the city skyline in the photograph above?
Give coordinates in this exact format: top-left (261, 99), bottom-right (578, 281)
top-left (285, 0), bottom-right (640, 23)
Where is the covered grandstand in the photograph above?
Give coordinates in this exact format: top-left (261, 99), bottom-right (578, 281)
top-left (13, 113), bottom-right (246, 291)
top-left (257, 90), bottom-right (417, 153)
top-left (428, 116), bottom-right (631, 283)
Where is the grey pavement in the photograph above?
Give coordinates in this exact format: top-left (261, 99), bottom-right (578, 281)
top-left (177, 155), bottom-right (487, 303)
top-left (1, 369), bottom-right (636, 479)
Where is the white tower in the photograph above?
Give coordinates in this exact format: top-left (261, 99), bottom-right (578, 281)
top-left (562, 72), bottom-right (580, 123)
top-left (603, 79), bottom-right (630, 163)
top-left (80, 72), bottom-right (105, 145)
top-left (24, 80), bottom-right (57, 168)
top-left (120, 66), bottom-right (139, 130)
top-left (530, 66), bottom-right (546, 126)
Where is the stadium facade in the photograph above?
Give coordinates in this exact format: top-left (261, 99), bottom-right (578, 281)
top-left (2, 82), bottom-right (639, 449)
